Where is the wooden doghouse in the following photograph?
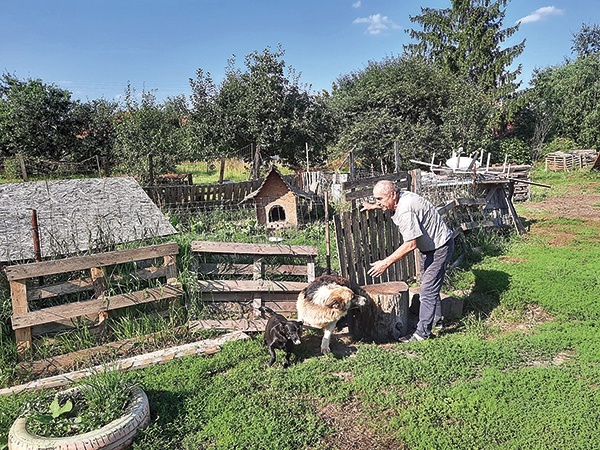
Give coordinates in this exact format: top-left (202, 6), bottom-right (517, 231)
top-left (241, 166), bottom-right (314, 229)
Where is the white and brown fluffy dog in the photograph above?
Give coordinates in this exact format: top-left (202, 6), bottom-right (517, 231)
top-left (296, 275), bottom-right (367, 354)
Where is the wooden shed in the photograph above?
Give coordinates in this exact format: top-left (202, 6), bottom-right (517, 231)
top-left (241, 166), bottom-right (315, 229)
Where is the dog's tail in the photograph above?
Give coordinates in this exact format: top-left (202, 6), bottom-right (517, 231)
top-left (259, 305), bottom-right (276, 317)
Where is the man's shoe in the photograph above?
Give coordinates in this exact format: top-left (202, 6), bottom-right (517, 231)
top-left (398, 333), bottom-right (426, 343)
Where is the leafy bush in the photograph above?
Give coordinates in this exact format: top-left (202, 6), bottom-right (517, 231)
top-left (497, 137), bottom-right (531, 164)
top-left (543, 137), bottom-right (579, 155)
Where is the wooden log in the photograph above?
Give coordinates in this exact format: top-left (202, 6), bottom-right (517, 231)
top-left (354, 282), bottom-right (409, 343)
top-left (0, 331), bottom-right (250, 395)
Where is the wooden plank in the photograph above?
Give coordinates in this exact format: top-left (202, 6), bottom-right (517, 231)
top-left (191, 241), bottom-right (318, 257)
top-left (342, 211), bottom-right (357, 284)
top-left (28, 279), bottom-right (94, 301)
top-left (198, 263), bottom-right (307, 277)
top-left (10, 279), bottom-right (31, 354)
top-left (369, 209), bottom-right (383, 282)
top-left (5, 243), bottom-right (180, 280)
top-left (460, 220), bottom-right (497, 231)
top-left (342, 172), bottom-right (409, 190)
top-left (351, 208), bottom-right (366, 286)
top-left (306, 256), bottom-right (315, 282)
top-left (189, 319), bottom-right (268, 332)
top-left (12, 284), bottom-right (184, 330)
top-left (502, 188), bottom-right (527, 235)
top-left (382, 209), bottom-right (394, 283)
top-left (356, 211), bottom-right (375, 284)
top-left (197, 292), bottom-right (300, 303)
top-left (196, 279), bottom-right (308, 293)
top-left (456, 198), bottom-right (488, 206)
top-left (333, 213), bottom-right (348, 280)
top-left (28, 266), bottom-right (170, 302)
top-left (163, 254), bottom-right (178, 285)
top-left (344, 187), bottom-right (376, 202)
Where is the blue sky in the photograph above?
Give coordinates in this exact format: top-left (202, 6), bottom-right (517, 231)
top-left (1, 1), bottom-right (598, 103)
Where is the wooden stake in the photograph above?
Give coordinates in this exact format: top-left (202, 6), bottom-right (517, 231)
top-left (324, 191), bottom-right (331, 274)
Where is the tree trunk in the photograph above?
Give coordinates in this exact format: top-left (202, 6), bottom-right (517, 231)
top-left (348, 282), bottom-right (409, 343)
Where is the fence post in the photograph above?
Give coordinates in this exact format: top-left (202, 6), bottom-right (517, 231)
top-left (19, 153), bottom-right (28, 182)
top-left (394, 141), bottom-right (401, 173)
top-left (218, 156), bottom-right (226, 184)
top-left (324, 191), bottom-right (331, 274)
top-left (148, 154), bottom-right (154, 184)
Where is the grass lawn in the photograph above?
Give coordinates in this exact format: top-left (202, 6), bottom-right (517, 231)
top-left (1, 168), bottom-right (599, 449)
top-left (177, 159), bottom-right (295, 184)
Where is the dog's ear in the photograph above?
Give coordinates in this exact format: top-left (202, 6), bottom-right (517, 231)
top-left (353, 295), bottom-right (368, 306)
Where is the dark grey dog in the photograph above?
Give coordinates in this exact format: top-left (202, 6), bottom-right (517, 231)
top-left (261, 306), bottom-right (303, 368)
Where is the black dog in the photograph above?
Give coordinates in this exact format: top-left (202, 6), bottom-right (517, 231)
top-left (261, 306), bottom-right (303, 368)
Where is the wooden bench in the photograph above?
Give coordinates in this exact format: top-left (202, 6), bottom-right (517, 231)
top-left (5, 242), bottom-right (183, 356)
top-left (191, 241), bottom-right (318, 319)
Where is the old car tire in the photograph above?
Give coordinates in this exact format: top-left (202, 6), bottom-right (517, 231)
top-left (8, 386), bottom-right (150, 450)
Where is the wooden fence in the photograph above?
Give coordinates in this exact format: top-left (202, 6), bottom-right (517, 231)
top-left (5, 243), bottom-right (183, 358)
top-left (332, 169), bottom-right (526, 287)
top-left (333, 208), bottom-right (417, 286)
top-left (333, 171), bottom-right (415, 286)
top-left (143, 179), bottom-right (263, 209)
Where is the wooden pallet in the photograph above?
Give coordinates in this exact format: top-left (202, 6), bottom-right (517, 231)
top-left (5, 243), bottom-right (183, 357)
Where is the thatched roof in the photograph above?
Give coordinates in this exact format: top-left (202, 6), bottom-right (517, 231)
top-left (0, 177), bottom-right (176, 263)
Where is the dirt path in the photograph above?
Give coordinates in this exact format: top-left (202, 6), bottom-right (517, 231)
top-left (521, 183), bottom-right (600, 221)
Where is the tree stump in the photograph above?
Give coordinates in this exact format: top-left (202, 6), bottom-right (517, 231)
top-left (348, 282), bottom-right (409, 343)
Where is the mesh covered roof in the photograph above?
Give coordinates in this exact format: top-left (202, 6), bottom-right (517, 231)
top-left (0, 177), bottom-right (176, 263)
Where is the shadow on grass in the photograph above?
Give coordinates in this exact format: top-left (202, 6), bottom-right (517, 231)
top-left (462, 269), bottom-right (511, 317)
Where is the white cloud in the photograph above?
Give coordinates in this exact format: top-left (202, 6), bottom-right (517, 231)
top-left (517, 6), bottom-right (564, 25)
top-left (352, 1), bottom-right (361, 8)
top-left (353, 13), bottom-right (401, 35)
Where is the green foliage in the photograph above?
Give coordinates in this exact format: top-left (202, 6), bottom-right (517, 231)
top-left (71, 98), bottom-right (119, 169)
top-left (571, 22), bottom-right (600, 58)
top-left (1, 155), bottom-right (20, 180)
top-left (527, 54), bottom-right (600, 150)
top-left (492, 137), bottom-right (531, 164)
top-left (329, 56), bottom-right (496, 169)
top-left (405, 0), bottom-right (524, 96)
top-left (188, 46), bottom-right (333, 169)
top-left (25, 369), bottom-right (138, 438)
top-left (0, 73), bottom-right (79, 160)
top-left (113, 86), bottom-right (187, 182)
top-left (543, 137), bottom-right (579, 155)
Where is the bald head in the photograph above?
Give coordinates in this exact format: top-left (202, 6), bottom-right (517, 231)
top-left (372, 180), bottom-right (399, 211)
top-left (373, 180), bottom-right (396, 195)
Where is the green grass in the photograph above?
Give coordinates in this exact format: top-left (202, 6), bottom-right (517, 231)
top-left (1, 169), bottom-right (600, 449)
top-left (529, 166), bottom-right (600, 200)
top-left (176, 159), bottom-right (294, 185)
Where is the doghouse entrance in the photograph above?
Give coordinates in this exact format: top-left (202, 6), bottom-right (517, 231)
top-left (268, 205), bottom-right (286, 223)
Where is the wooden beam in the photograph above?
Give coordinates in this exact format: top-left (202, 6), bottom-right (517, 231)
top-left (196, 279), bottom-right (307, 293)
top-left (191, 241), bottom-right (318, 257)
top-left (12, 284), bottom-right (184, 330)
top-left (342, 173), bottom-right (409, 190)
top-left (4, 243), bottom-right (180, 281)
